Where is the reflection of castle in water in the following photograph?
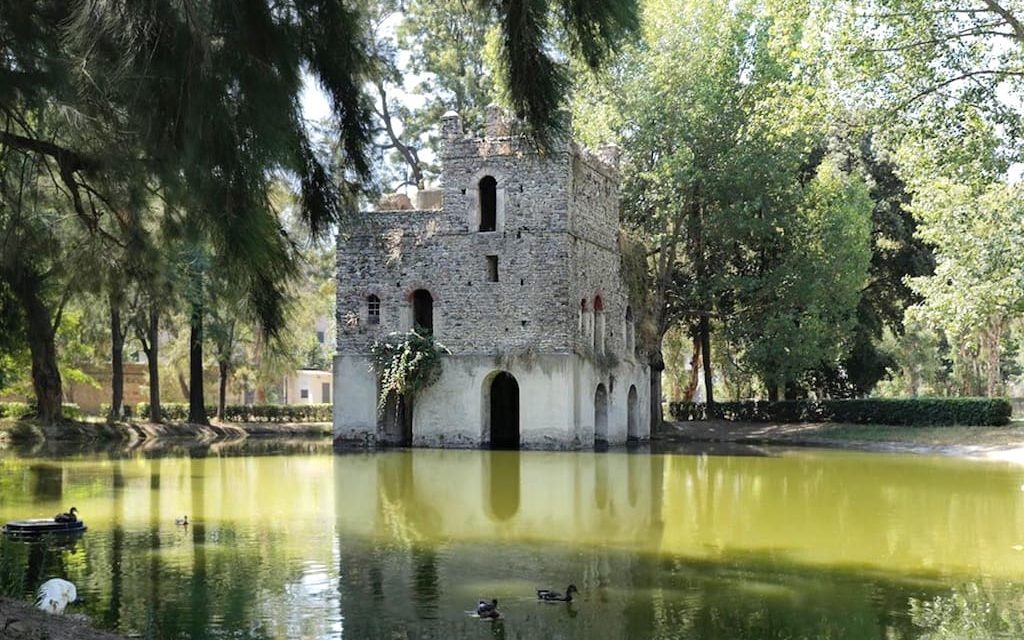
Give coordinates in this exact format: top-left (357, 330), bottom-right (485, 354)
top-left (331, 449), bottom-right (668, 639)
top-left (332, 450), bottom-right (666, 547)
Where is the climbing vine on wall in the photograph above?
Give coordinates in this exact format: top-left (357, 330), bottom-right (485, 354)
top-left (369, 330), bottom-right (449, 412)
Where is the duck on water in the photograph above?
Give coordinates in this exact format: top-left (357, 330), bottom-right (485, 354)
top-left (537, 585), bottom-right (578, 602)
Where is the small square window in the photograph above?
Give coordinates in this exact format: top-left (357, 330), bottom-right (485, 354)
top-left (300, 388), bottom-right (309, 399)
top-left (486, 255), bottom-right (499, 282)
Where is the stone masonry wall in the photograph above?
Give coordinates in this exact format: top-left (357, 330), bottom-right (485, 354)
top-left (568, 147), bottom-right (635, 364)
top-left (336, 135), bottom-right (575, 356)
top-left (335, 117), bottom-right (636, 369)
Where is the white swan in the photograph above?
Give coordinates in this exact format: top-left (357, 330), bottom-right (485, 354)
top-left (36, 578), bottom-right (77, 614)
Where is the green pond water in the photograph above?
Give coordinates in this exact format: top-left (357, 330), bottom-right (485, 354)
top-left (1, 441), bottom-right (1023, 639)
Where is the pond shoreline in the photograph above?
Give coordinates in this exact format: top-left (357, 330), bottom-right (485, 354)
top-left (0, 597), bottom-right (125, 639)
top-left (0, 417), bottom-right (331, 449)
top-left (659, 419), bottom-right (1024, 462)
top-left (7, 417), bottom-right (1024, 463)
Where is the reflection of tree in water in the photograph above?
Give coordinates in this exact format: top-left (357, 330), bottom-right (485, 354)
top-left (28, 463), bottom-right (62, 501)
top-left (100, 461), bottom-right (126, 628)
top-left (188, 455), bottom-right (209, 639)
top-left (377, 452), bottom-right (442, 545)
top-left (411, 545), bottom-right (439, 618)
top-left (908, 582), bottom-right (1024, 639)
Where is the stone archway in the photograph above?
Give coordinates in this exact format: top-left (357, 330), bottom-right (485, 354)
top-left (488, 371), bottom-right (519, 449)
top-left (627, 385), bottom-right (639, 440)
top-left (594, 383), bottom-right (608, 443)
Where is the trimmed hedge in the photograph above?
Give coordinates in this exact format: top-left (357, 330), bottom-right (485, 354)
top-left (0, 402), bottom-right (83, 420)
top-left (669, 398), bottom-right (1013, 427)
top-left (136, 402), bottom-right (331, 423)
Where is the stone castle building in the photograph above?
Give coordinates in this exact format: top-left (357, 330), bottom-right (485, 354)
top-left (333, 108), bottom-right (650, 448)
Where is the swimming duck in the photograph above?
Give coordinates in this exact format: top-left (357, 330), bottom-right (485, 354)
top-left (53, 507), bottom-right (78, 524)
top-left (537, 584), bottom-right (578, 602)
top-left (36, 578), bottom-right (78, 614)
top-left (175, 515), bottom-right (189, 526)
top-left (476, 598), bottom-right (500, 619)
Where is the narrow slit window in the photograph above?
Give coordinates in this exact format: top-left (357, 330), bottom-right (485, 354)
top-left (479, 176), bottom-right (497, 232)
top-left (367, 295), bottom-right (381, 325)
top-left (486, 255), bottom-right (499, 282)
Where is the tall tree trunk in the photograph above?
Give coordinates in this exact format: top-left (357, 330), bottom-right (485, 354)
top-left (683, 333), bottom-right (702, 402)
top-left (217, 360), bottom-right (228, 420)
top-left (784, 380), bottom-right (800, 401)
top-left (699, 314), bottom-right (714, 413)
top-left (140, 305), bottom-right (161, 422)
top-left (188, 299), bottom-right (208, 425)
top-left (109, 290), bottom-right (125, 421)
top-left (649, 347), bottom-right (665, 431)
top-left (10, 271), bottom-right (62, 424)
top-left (176, 369), bottom-right (190, 402)
top-left (767, 382), bottom-right (780, 402)
top-left (985, 322), bottom-right (1003, 397)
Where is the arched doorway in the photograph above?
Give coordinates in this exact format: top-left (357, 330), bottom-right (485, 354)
top-left (489, 372), bottom-right (519, 449)
top-left (594, 383), bottom-right (608, 443)
top-left (412, 289), bottom-right (433, 332)
top-left (627, 385), bottom-right (639, 440)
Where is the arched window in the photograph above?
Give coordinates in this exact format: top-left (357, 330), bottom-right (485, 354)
top-left (479, 176), bottom-right (497, 232)
top-left (578, 298), bottom-right (587, 332)
top-left (367, 295), bottom-right (381, 325)
top-left (593, 296), bottom-right (605, 354)
top-left (412, 289), bottom-right (433, 332)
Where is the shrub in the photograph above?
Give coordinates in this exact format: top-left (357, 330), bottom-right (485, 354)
top-left (136, 402), bottom-right (331, 423)
top-left (370, 330), bottom-right (447, 412)
top-left (669, 398), bottom-right (1012, 427)
top-left (0, 402), bottom-right (83, 420)
top-left (99, 404), bottom-right (135, 419)
top-left (0, 402), bottom-right (31, 419)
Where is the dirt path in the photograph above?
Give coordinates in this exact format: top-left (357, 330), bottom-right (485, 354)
top-left (659, 420), bottom-right (1024, 461)
top-left (0, 598), bottom-right (124, 639)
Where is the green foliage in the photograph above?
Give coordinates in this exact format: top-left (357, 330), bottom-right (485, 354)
top-left (839, 1), bottom-right (1024, 147)
top-left (575, 0), bottom-right (873, 397)
top-left (136, 402), bottom-right (331, 423)
top-left (670, 397), bottom-right (1012, 427)
top-left (0, 402), bottom-right (82, 420)
top-left (370, 330), bottom-right (447, 412)
top-left (723, 155), bottom-right (874, 393)
top-left (0, 402), bottom-right (31, 419)
top-left (222, 403), bottom-right (331, 423)
top-left (893, 120), bottom-right (1024, 397)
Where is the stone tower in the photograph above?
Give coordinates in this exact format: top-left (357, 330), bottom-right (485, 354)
top-left (333, 109), bottom-right (650, 448)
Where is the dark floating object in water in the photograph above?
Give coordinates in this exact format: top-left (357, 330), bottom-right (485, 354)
top-left (537, 584), bottom-right (578, 602)
top-left (5, 507), bottom-right (85, 537)
top-left (3, 519), bottom-right (87, 537)
top-left (476, 598), bottom-right (500, 619)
